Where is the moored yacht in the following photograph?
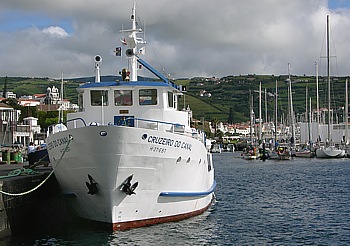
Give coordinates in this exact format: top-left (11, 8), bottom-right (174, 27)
top-left (315, 15), bottom-right (345, 159)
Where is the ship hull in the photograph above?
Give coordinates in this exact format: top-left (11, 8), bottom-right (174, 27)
top-left (46, 125), bottom-right (215, 230)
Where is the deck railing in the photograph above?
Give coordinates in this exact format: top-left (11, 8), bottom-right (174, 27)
top-left (120, 117), bottom-right (185, 133)
top-left (47, 117), bottom-right (206, 144)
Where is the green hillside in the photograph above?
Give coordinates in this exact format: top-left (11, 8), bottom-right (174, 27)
top-left (184, 75), bottom-right (349, 123)
top-left (0, 77), bottom-right (81, 102)
top-left (1, 75), bottom-right (349, 124)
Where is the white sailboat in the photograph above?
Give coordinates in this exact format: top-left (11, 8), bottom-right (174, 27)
top-left (45, 0), bottom-right (215, 230)
top-left (316, 15), bottom-right (345, 158)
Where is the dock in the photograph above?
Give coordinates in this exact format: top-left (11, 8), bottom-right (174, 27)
top-left (0, 163), bottom-right (64, 238)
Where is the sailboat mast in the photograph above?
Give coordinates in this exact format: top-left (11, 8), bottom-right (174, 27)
top-left (265, 88), bottom-right (268, 124)
top-left (309, 97), bottom-right (312, 145)
top-left (315, 61), bottom-right (320, 140)
top-left (250, 91), bottom-right (254, 145)
top-left (305, 85), bottom-right (308, 124)
top-left (346, 79), bottom-right (348, 144)
top-left (275, 80), bottom-right (278, 148)
top-left (259, 82), bottom-right (262, 142)
top-left (288, 63), bottom-right (295, 149)
top-left (305, 84), bottom-right (308, 144)
top-left (327, 15), bottom-right (331, 143)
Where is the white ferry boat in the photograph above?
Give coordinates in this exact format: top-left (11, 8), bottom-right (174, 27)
top-left (45, 0), bottom-right (215, 230)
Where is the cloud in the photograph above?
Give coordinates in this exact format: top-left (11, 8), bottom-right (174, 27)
top-left (42, 26), bottom-right (69, 38)
top-left (0, 0), bottom-right (350, 79)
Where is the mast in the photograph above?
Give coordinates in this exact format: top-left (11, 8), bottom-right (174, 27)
top-left (315, 61), bottom-right (320, 141)
top-left (119, 0), bottom-right (147, 81)
top-left (305, 84), bottom-right (308, 124)
top-left (265, 88), bottom-right (268, 124)
top-left (346, 79), bottom-right (348, 144)
top-left (305, 83), bottom-right (308, 144)
top-left (259, 82), bottom-right (262, 142)
top-left (327, 14), bottom-right (331, 144)
top-left (275, 80), bottom-right (278, 149)
top-left (59, 71), bottom-right (64, 123)
top-left (288, 63), bottom-right (295, 149)
top-left (130, 0), bottom-right (138, 81)
top-left (309, 97), bottom-right (312, 145)
top-left (250, 91), bottom-right (254, 145)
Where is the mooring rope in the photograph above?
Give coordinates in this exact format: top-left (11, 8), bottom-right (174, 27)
top-left (0, 136), bottom-right (72, 196)
top-left (0, 168), bottom-right (37, 179)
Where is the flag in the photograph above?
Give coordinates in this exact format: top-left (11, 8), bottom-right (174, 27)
top-left (115, 47), bottom-right (122, 56)
top-left (139, 46), bottom-right (145, 55)
top-left (120, 38), bottom-right (127, 45)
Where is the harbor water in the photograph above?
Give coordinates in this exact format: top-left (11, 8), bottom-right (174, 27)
top-left (4, 152), bottom-right (350, 245)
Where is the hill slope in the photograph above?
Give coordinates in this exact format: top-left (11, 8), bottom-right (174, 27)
top-left (1, 75), bottom-right (348, 123)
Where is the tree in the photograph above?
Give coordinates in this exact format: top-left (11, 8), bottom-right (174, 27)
top-left (2, 98), bottom-right (21, 110)
top-left (214, 129), bottom-right (224, 139)
top-left (20, 106), bottom-right (37, 121)
top-left (2, 76), bottom-right (7, 98)
top-left (228, 107), bottom-right (234, 124)
top-left (38, 111), bottom-right (59, 130)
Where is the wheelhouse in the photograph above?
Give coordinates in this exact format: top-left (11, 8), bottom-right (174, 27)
top-left (67, 80), bottom-right (189, 132)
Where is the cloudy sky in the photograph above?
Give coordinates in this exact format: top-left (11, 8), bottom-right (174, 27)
top-left (0, 0), bottom-right (350, 79)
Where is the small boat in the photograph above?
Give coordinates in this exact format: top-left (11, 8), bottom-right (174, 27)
top-left (27, 143), bottom-right (50, 167)
top-left (269, 146), bottom-right (291, 160)
top-left (45, 0), bottom-right (215, 230)
top-left (211, 143), bottom-right (222, 153)
top-left (241, 147), bottom-right (259, 160)
top-left (294, 148), bottom-right (315, 158)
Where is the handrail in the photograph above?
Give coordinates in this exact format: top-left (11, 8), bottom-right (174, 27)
top-left (66, 117), bottom-right (87, 127)
top-left (47, 118), bottom-right (86, 136)
top-left (47, 117), bottom-right (206, 143)
top-left (47, 118), bottom-right (87, 130)
top-left (120, 117), bottom-right (184, 128)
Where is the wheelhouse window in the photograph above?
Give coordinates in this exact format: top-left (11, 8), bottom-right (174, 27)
top-left (78, 92), bottom-right (83, 111)
top-left (139, 89), bottom-right (157, 105)
top-left (168, 91), bottom-right (174, 108)
top-left (114, 90), bottom-right (133, 106)
top-left (91, 90), bottom-right (108, 106)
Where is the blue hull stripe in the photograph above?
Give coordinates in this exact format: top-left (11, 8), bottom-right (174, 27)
top-left (159, 180), bottom-right (216, 197)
